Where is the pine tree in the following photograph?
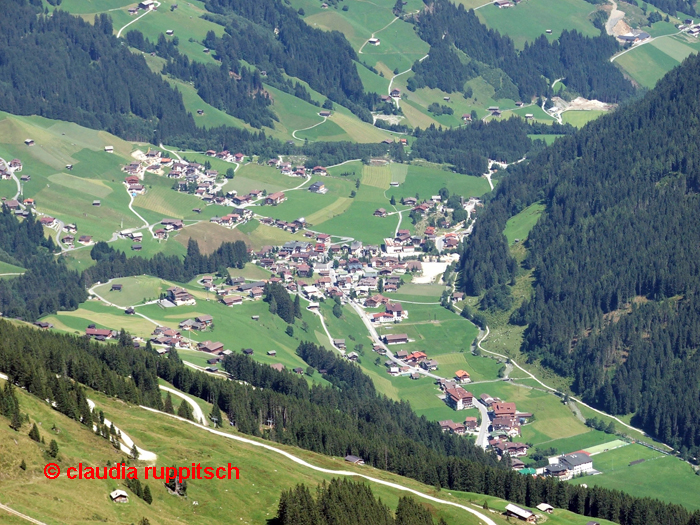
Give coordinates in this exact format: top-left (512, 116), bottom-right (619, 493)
top-left (10, 408), bottom-right (22, 431)
top-left (269, 296), bottom-right (278, 315)
top-left (177, 399), bottom-right (194, 421)
top-left (163, 393), bottom-right (175, 414)
top-left (210, 403), bottom-right (222, 427)
top-left (131, 443), bottom-right (140, 460)
top-left (294, 294), bottom-right (302, 319)
top-left (143, 484), bottom-right (153, 504)
top-left (29, 423), bottom-right (41, 442)
top-left (48, 439), bottom-right (59, 458)
top-left (19, 459), bottom-right (26, 470)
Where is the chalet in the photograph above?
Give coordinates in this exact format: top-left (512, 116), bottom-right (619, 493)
top-left (222, 295), bottom-right (243, 306)
top-left (445, 386), bottom-right (473, 410)
top-left (493, 402), bottom-right (517, 418)
top-left (368, 37), bottom-right (380, 46)
top-left (384, 333), bottom-right (408, 345)
top-left (344, 455), bottom-right (365, 465)
top-left (243, 349), bottom-right (253, 355)
top-left (309, 181), bottom-right (327, 194)
top-left (494, 0), bottom-right (514, 7)
top-left (234, 153), bottom-right (245, 162)
top-left (196, 314), bottom-right (213, 326)
top-left (104, 145), bottom-right (114, 153)
top-left (20, 174), bottom-right (30, 182)
top-left (464, 416), bottom-right (478, 430)
top-left (9, 159), bottom-right (22, 171)
top-left (34, 321), bottom-right (53, 329)
top-left (372, 312), bottom-right (395, 324)
top-left (5, 199), bottom-right (19, 210)
top-left (61, 235), bottom-right (74, 245)
top-left (536, 504), bottom-right (554, 514)
top-left (374, 208), bottom-right (388, 218)
top-left (265, 192), bottom-right (286, 205)
top-left (390, 88), bottom-right (401, 98)
top-left (495, 441), bottom-right (529, 457)
top-left (161, 218), bottom-right (184, 230)
top-left (111, 284), bottom-right (123, 292)
top-left (480, 393), bottom-right (495, 406)
top-left (421, 359), bottom-right (438, 371)
top-left (311, 166), bottom-right (327, 176)
top-left (365, 294), bottom-right (388, 308)
top-left (250, 287), bottom-right (264, 299)
top-left (39, 216), bottom-right (56, 228)
top-left (439, 420), bottom-right (466, 435)
top-left (86, 328), bottom-right (115, 339)
top-left (207, 358), bottom-right (221, 365)
top-left (166, 286), bottom-right (196, 306)
top-left (110, 490), bottom-right (129, 503)
top-left (319, 110), bottom-right (331, 117)
top-left (491, 416), bottom-right (520, 435)
top-left (293, 367), bottom-right (304, 374)
top-left (198, 341), bottom-right (224, 353)
top-left (267, 158), bottom-right (281, 167)
top-left (270, 363), bottom-right (285, 372)
top-left (505, 504), bottom-right (536, 523)
top-left (333, 339), bottom-right (346, 350)
top-left (267, 350), bottom-right (277, 356)
top-left (462, 114), bottom-right (472, 122)
top-left (24, 139), bottom-right (34, 146)
top-left (402, 197), bottom-right (417, 206)
top-left (454, 370), bottom-right (470, 383)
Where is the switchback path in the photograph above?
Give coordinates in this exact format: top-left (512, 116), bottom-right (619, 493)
top-left (358, 15), bottom-right (402, 54)
top-left (87, 398), bottom-right (157, 461)
top-left (292, 116), bottom-right (327, 142)
top-left (388, 55), bottom-right (428, 108)
top-left (140, 407), bottom-right (499, 525)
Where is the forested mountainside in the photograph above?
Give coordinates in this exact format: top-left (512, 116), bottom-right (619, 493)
top-left (458, 53), bottom-right (700, 453)
top-left (415, 0), bottom-right (635, 102)
top-left (0, 208), bottom-right (86, 320)
top-left (3, 322), bottom-right (700, 525)
top-left (645, 0), bottom-right (696, 16)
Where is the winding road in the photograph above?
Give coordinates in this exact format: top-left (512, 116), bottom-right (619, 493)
top-left (141, 407), bottom-right (499, 525)
top-left (388, 55), bottom-right (428, 108)
top-left (87, 398), bottom-right (157, 462)
top-left (291, 116), bottom-right (327, 142)
top-left (116, 2), bottom-right (160, 38)
top-left (160, 385), bottom-right (206, 425)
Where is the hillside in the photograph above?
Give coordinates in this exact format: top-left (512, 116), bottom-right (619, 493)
top-left (457, 51), bottom-right (700, 456)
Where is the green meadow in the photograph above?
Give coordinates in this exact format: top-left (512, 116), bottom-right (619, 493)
top-left (477, 0), bottom-right (599, 50)
top-left (570, 445), bottom-right (700, 511)
top-left (0, 378), bottom-right (515, 525)
top-left (561, 110), bottom-right (607, 128)
top-left (503, 202), bottom-right (545, 244)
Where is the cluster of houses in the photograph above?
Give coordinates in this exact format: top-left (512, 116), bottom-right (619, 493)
top-left (0, 158), bottom-right (22, 180)
top-left (205, 150), bottom-right (245, 164)
top-left (85, 326), bottom-right (117, 341)
top-left (266, 158), bottom-right (328, 178)
top-left (383, 348), bottom-right (438, 378)
top-left (679, 20), bottom-right (700, 37)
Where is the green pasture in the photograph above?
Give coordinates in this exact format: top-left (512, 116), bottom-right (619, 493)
top-left (570, 445), bottom-right (700, 511)
top-left (528, 134), bottom-right (563, 145)
top-left (391, 164), bottom-right (491, 203)
top-left (561, 110), bottom-right (606, 128)
top-left (503, 202), bottom-right (545, 244)
top-left (0, 261), bottom-right (25, 274)
top-left (93, 275), bottom-right (171, 306)
top-left (537, 430), bottom-right (617, 455)
top-left (477, 0), bottom-right (599, 50)
top-left (356, 62), bottom-right (391, 95)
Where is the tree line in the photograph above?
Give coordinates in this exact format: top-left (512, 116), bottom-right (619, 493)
top-left (274, 478), bottom-right (447, 525)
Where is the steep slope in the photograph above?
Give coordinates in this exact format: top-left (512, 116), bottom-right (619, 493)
top-left (458, 52), bottom-right (700, 454)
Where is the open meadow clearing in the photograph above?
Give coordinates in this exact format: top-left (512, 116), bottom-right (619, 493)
top-left (392, 164), bottom-right (491, 202)
top-left (562, 110), bottom-right (607, 128)
top-left (477, 0), bottom-right (599, 49)
top-left (93, 275), bottom-right (172, 306)
top-left (503, 202), bottom-right (545, 244)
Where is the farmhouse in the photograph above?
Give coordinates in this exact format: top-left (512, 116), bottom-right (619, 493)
top-left (454, 369), bottom-right (470, 383)
top-left (494, 0), bottom-right (514, 7)
top-left (111, 284), bottom-right (123, 292)
top-left (368, 37), bottom-right (380, 46)
top-left (319, 110), bottom-right (332, 117)
top-left (344, 455), bottom-right (365, 465)
top-left (309, 181), bottom-right (327, 193)
top-left (445, 386), bottom-right (473, 410)
top-left (390, 88), bottom-right (401, 98)
top-left (198, 341), bottom-right (224, 353)
top-left (383, 333), bottom-right (408, 345)
top-left (40, 216), bottom-right (56, 228)
top-left (374, 208), bottom-right (388, 217)
top-left (265, 192), bottom-right (286, 205)
top-left (222, 295), bottom-right (243, 306)
top-left (505, 504), bottom-right (536, 522)
top-left (110, 490), bottom-right (129, 503)
top-left (439, 420), bottom-right (466, 435)
top-left (536, 503), bottom-right (554, 514)
top-left (492, 402), bottom-right (517, 418)
top-left (166, 286), bottom-right (196, 306)
top-left (86, 328), bottom-right (115, 339)
top-left (311, 166), bottom-right (327, 176)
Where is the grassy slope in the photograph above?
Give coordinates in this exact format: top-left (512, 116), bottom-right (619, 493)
top-left (476, 0), bottom-right (599, 50)
top-left (0, 379), bottom-right (628, 525)
top-left (503, 202), bottom-right (545, 244)
top-left (0, 112), bottom-right (152, 242)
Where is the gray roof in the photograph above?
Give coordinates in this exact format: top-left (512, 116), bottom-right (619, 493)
top-left (561, 453), bottom-right (591, 468)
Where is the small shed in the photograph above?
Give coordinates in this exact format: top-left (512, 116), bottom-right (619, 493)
top-left (110, 489), bottom-right (129, 503)
top-left (267, 350), bottom-right (277, 356)
top-left (111, 284), bottom-right (123, 291)
top-left (536, 503), bottom-right (554, 514)
top-left (345, 455), bottom-right (365, 465)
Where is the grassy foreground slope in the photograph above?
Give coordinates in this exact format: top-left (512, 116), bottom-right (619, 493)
top-left (0, 378), bottom-right (619, 525)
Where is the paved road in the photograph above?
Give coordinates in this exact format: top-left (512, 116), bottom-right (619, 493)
top-left (142, 407), bottom-right (500, 525)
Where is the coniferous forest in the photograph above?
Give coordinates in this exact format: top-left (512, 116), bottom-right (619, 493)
top-left (458, 52), bottom-right (700, 455)
top-left (274, 479), bottom-right (443, 525)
